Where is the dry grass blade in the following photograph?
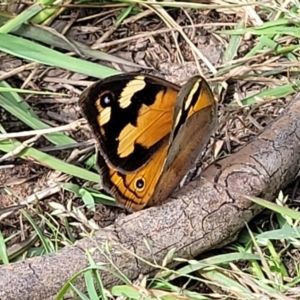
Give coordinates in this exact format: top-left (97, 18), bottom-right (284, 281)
top-left (145, 1), bottom-right (216, 74)
top-left (0, 119), bottom-right (85, 140)
top-left (0, 14), bottom-right (142, 69)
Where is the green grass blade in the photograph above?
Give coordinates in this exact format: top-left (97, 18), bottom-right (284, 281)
top-left (240, 81), bottom-right (300, 106)
top-left (0, 87), bottom-right (75, 146)
top-left (0, 3), bottom-right (44, 33)
top-left (0, 231), bottom-right (9, 265)
top-left (0, 15), bottom-right (142, 68)
top-left (21, 211), bottom-right (52, 254)
top-left (222, 22), bottom-right (244, 63)
top-left (0, 139), bottom-right (99, 183)
top-left (0, 33), bottom-right (120, 78)
top-left (256, 227), bottom-right (300, 240)
top-left (203, 270), bottom-right (254, 298)
top-left (30, 0), bottom-right (58, 24)
top-left (244, 195), bottom-right (300, 221)
top-left (0, 87), bottom-right (63, 95)
top-left (116, 5), bottom-right (134, 25)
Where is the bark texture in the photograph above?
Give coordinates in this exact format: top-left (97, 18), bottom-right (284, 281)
top-left (1, 93), bottom-right (300, 300)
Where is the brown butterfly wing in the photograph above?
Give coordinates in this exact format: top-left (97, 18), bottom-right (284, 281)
top-left (79, 73), bottom-right (179, 172)
top-left (97, 143), bottom-right (169, 211)
top-left (79, 73), bottom-right (180, 210)
top-left (147, 76), bottom-right (217, 207)
top-left (100, 76), bottom-right (217, 211)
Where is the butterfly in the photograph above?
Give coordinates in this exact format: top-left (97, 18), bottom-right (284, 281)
top-left (79, 73), bottom-right (217, 211)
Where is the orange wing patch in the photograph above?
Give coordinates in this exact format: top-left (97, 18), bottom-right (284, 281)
top-left (117, 87), bottom-right (178, 158)
top-left (187, 80), bottom-right (214, 118)
top-left (107, 143), bottom-right (169, 211)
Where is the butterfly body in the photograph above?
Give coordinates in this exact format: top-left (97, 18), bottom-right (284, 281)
top-left (79, 73), bottom-right (217, 211)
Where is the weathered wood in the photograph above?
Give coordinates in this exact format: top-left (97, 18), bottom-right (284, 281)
top-left (1, 93), bottom-right (300, 300)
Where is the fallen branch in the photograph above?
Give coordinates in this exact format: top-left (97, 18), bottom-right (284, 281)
top-left (1, 93), bottom-right (300, 300)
